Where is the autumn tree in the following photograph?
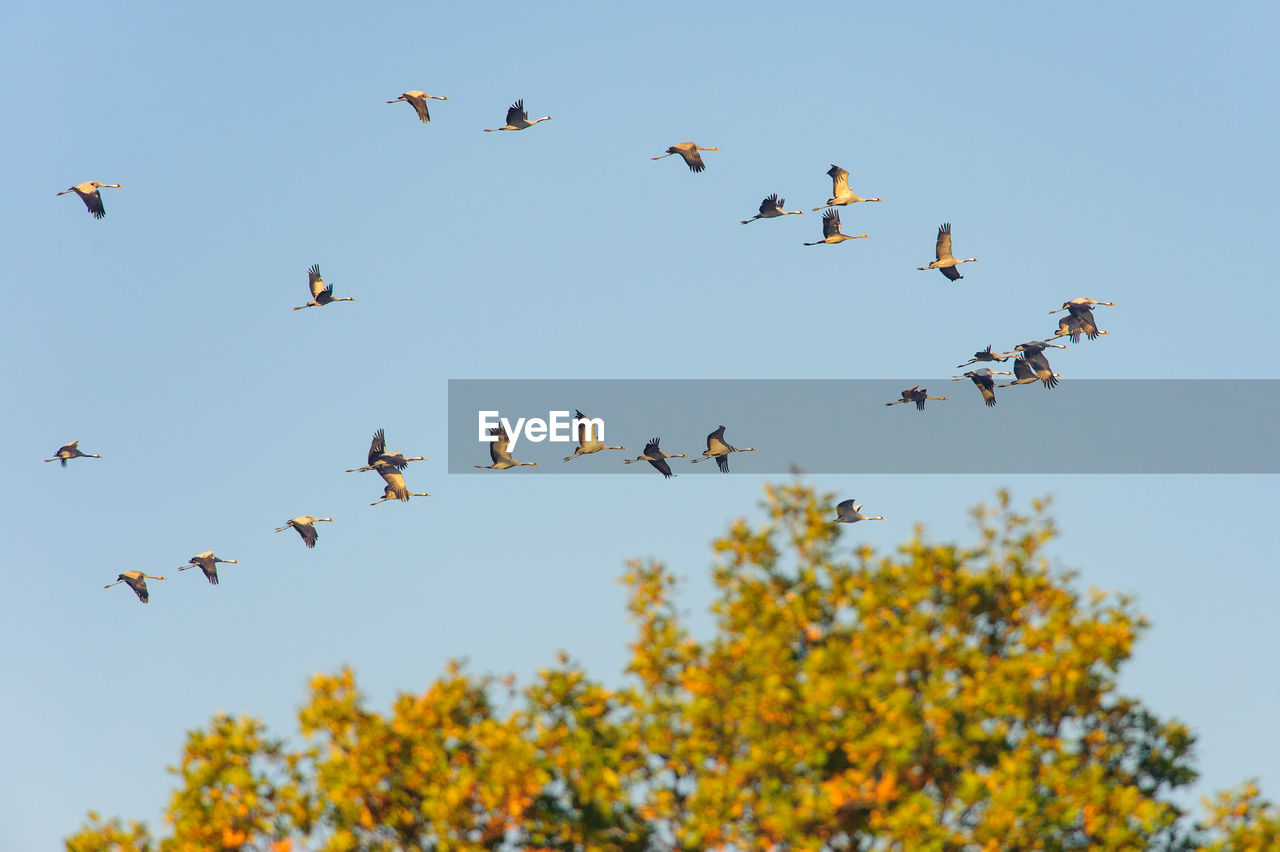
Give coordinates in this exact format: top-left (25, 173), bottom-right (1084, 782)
top-left (66, 481), bottom-right (1275, 851)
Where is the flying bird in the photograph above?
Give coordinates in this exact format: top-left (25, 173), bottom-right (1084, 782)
top-left (476, 425), bottom-right (538, 469)
top-left (952, 369), bottom-right (1011, 407)
top-left (1052, 300), bottom-right (1109, 341)
top-left (387, 90), bottom-right (448, 123)
top-left (956, 345), bottom-right (1011, 368)
top-left (293, 264), bottom-right (355, 311)
top-left (741, 193), bottom-right (804, 224)
top-left (105, 571), bottom-right (165, 603)
top-left (1051, 298), bottom-right (1115, 313)
top-left (835, 499), bottom-right (885, 523)
top-left (812, 165), bottom-right (882, 210)
top-left (651, 142), bottom-right (720, 173)
top-left (804, 208), bottom-right (869, 246)
top-left (44, 440), bottom-right (101, 467)
top-left (57, 181), bottom-right (123, 219)
top-left (369, 461), bottom-right (430, 505)
top-left (1013, 341), bottom-right (1065, 389)
top-left (483, 99), bottom-right (554, 132)
top-left (346, 428), bottom-right (425, 473)
top-left (275, 516), bottom-right (335, 548)
top-left (624, 437), bottom-right (686, 478)
top-left (178, 552), bottom-right (239, 586)
top-left (998, 358), bottom-right (1049, 388)
top-left (563, 410), bottom-right (625, 461)
top-left (690, 425), bottom-right (756, 472)
top-left (918, 223), bottom-right (978, 281)
top-left (886, 387), bottom-right (948, 411)
top-left (1051, 313), bottom-right (1109, 343)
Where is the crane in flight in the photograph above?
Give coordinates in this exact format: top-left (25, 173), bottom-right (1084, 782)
top-left (690, 425), bottom-right (756, 472)
top-left (476, 425), bottom-right (538, 469)
top-left (886, 387), bottom-right (948, 411)
top-left (58, 181), bottom-right (123, 219)
top-left (917, 223), bottom-right (978, 281)
top-left (105, 571), bottom-right (166, 603)
top-left (275, 516), bottom-right (335, 548)
top-left (293, 264), bottom-right (355, 311)
top-left (178, 552), bottom-right (239, 585)
top-left (812, 165), bottom-right (882, 210)
top-left (652, 142), bottom-right (720, 173)
top-left (741, 193), bottom-right (804, 224)
top-left (624, 437), bottom-right (686, 478)
top-left (563, 410), bottom-right (625, 461)
top-left (387, 90), bottom-right (448, 124)
top-left (483, 99), bottom-right (554, 132)
top-left (835, 499), bottom-right (884, 523)
top-left (804, 208), bottom-right (869, 246)
top-left (44, 440), bottom-right (101, 467)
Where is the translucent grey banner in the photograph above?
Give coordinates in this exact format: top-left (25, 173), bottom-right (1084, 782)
top-left (447, 380), bottom-right (1280, 474)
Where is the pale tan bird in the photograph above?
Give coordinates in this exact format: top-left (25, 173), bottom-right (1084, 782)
top-left (57, 181), bottom-right (123, 219)
top-left (689, 425), bottom-right (756, 473)
top-left (346, 428), bottom-right (425, 473)
top-left (44, 440), bottom-right (101, 467)
top-left (999, 357), bottom-right (1063, 389)
top-left (918, 223), bottom-right (978, 281)
top-left (886, 387), bottom-right (948, 411)
top-left (387, 90), bottom-right (448, 123)
top-left (1011, 341), bottom-right (1066, 389)
top-left (811, 165), bottom-right (882, 211)
top-left (293, 264), bottom-right (355, 311)
top-left (1050, 299), bottom-right (1112, 342)
top-left (369, 460), bottom-right (430, 505)
top-left (652, 142), bottom-right (720, 173)
top-left (741, 194), bottom-right (804, 224)
top-left (178, 552), bottom-right (239, 585)
top-left (1051, 313), bottom-right (1109, 343)
top-left (105, 571), bottom-right (165, 603)
top-left (563, 410), bottom-right (625, 462)
top-left (483, 99), bottom-right (554, 132)
top-left (956, 345), bottom-right (1012, 368)
top-left (951, 370), bottom-right (1012, 407)
top-left (476, 425), bottom-right (538, 469)
top-left (804, 209), bottom-right (869, 246)
top-left (275, 516), bottom-right (334, 548)
top-left (1051, 297), bottom-right (1115, 313)
top-left (835, 499), bottom-right (885, 523)
top-left (623, 437), bottom-right (686, 478)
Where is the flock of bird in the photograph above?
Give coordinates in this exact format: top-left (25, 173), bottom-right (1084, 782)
top-left (55, 89), bottom-right (1115, 604)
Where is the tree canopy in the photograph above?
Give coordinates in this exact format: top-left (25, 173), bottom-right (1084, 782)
top-left (66, 482), bottom-right (1278, 852)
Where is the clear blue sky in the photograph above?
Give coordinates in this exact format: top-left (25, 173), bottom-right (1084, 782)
top-left (2, 3), bottom-right (1277, 847)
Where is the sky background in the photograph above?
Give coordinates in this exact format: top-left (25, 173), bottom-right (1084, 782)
top-left (2, 2), bottom-right (1278, 848)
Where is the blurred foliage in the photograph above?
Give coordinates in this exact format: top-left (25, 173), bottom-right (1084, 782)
top-left (66, 481), bottom-right (1274, 851)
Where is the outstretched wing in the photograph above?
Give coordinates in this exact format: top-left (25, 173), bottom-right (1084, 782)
top-left (307, 265), bottom-right (325, 299)
top-left (827, 165), bottom-right (850, 196)
top-left (760, 194), bottom-right (782, 214)
top-left (368, 428), bottom-right (388, 466)
top-left (407, 92), bottom-right (431, 123)
top-left (648, 457), bottom-right (673, 478)
top-left (82, 188), bottom-right (107, 219)
top-left (489, 425), bottom-right (512, 464)
top-left (377, 464), bottom-right (409, 500)
top-left (935, 223), bottom-right (955, 261)
top-left (506, 99), bottom-right (526, 125)
top-left (681, 147), bottom-right (706, 173)
top-left (822, 209), bottom-right (841, 239)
